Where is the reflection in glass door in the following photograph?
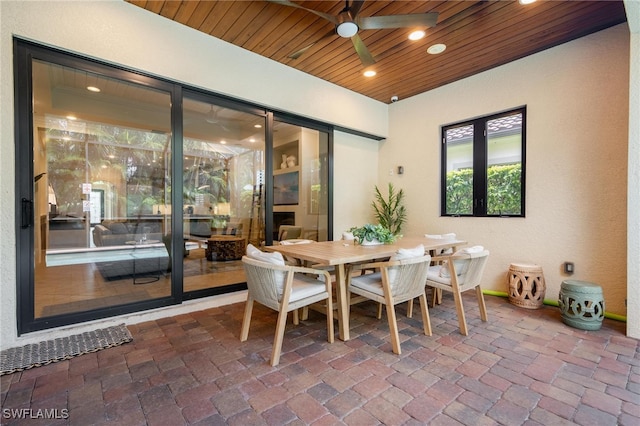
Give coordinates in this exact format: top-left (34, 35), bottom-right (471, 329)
top-left (182, 97), bottom-right (265, 293)
top-left (271, 120), bottom-right (330, 245)
top-left (32, 59), bottom-right (173, 318)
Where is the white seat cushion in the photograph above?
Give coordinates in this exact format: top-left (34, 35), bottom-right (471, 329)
top-left (428, 265), bottom-right (453, 285)
top-left (437, 246), bottom-right (483, 278)
top-left (246, 244), bottom-right (285, 266)
top-left (289, 274), bottom-right (328, 302)
top-left (390, 244), bottom-right (424, 261)
top-left (349, 272), bottom-right (384, 297)
top-left (388, 244), bottom-right (424, 283)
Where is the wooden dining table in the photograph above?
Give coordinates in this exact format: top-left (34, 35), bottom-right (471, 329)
top-left (265, 236), bottom-right (466, 341)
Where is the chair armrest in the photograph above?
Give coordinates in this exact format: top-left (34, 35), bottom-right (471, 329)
top-left (290, 265), bottom-right (332, 284)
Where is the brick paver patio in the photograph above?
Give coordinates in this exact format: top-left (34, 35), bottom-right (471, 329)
top-left (1, 293), bottom-right (638, 425)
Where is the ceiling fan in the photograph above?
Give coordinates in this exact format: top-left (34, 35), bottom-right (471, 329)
top-left (269, 0), bottom-right (439, 67)
top-left (205, 105), bottom-right (231, 131)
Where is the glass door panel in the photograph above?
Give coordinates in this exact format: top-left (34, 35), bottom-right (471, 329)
top-left (33, 60), bottom-right (172, 318)
top-left (182, 97), bottom-right (265, 293)
top-left (271, 121), bottom-right (329, 244)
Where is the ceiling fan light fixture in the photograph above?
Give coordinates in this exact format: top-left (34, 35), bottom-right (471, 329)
top-left (336, 11), bottom-right (358, 38)
top-left (409, 30), bottom-right (426, 41)
top-left (427, 43), bottom-right (446, 54)
top-left (337, 21), bottom-right (358, 37)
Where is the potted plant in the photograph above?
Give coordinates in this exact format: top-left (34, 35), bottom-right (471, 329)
top-left (348, 223), bottom-right (397, 245)
top-left (372, 183), bottom-right (407, 235)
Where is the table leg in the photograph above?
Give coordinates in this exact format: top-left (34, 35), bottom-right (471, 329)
top-left (335, 264), bottom-right (350, 341)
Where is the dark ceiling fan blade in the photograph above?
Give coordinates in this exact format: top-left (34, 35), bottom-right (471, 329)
top-left (288, 28), bottom-right (335, 59)
top-left (358, 12), bottom-right (439, 30)
top-left (349, 0), bottom-right (366, 18)
top-left (267, 0), bottom-right (337, 24)
top-left (351, 33), bottom-right (375, 68)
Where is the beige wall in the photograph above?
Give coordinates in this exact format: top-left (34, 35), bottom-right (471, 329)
top-left (384, 24), bottom-right (630, 318)
top-left (624, 0), bottom-right (639, 338)
top-left (333, 131), bottom-right (381, 237)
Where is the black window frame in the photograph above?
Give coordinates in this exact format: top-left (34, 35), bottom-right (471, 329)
top-left (440, 107), bottom-right (526, 217)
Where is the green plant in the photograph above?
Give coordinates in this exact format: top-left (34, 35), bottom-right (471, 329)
top-left (349, 223), bottom-right (397, 244)
top-left (372, 183), bottom-right (407, 235)
top-left (445, 163), bottom-right (521, 215)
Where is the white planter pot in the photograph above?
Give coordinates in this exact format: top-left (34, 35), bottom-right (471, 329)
top-left (360, 238), bottom-right (383, 246)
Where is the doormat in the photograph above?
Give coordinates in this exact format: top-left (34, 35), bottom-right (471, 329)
top-left (0, 324), bottom-right (133, 376)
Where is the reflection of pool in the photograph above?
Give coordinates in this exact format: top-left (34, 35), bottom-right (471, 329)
top-left (47, 244), bottom-right (170, 282)
top-left (46, 243), bottom-right (168, 267)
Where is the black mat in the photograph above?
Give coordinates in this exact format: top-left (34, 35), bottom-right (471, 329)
top-left (0, 324), bottom-right (133, 375)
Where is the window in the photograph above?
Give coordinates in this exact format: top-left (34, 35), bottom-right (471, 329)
top-left (441, 107), bottom-right (525, 217)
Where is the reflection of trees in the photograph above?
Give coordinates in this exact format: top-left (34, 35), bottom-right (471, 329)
top-left (47, 123), bottom-right (171, 218)
top-left (183, 153), bottom-right (228, 208)
top-left (47, 138), bottom-right (86, 216)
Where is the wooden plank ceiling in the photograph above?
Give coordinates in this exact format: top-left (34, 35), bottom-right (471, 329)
top-left (126, 1), bottom-right (627, 104)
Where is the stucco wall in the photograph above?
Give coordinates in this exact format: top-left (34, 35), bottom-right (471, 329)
top-left (624, 0), bottom-right (639, 339)
top-left (384, 24), bottom-right (631, 318)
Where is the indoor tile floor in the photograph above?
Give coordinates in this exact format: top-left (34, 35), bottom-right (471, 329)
top-left (1, 294), bottom-right (638, 425)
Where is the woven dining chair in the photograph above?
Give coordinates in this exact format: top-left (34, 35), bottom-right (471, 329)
top-left (346, 254), bottom-right (433, 355)
top-left (425, 249), bottom-right (490, 335)
top-left (240, 255), bottom-right (334, 366)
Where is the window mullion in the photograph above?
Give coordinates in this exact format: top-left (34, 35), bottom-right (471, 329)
top-left (473, 120), bottom-right (487, 216)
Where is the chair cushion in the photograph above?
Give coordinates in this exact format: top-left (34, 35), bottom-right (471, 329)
top-left (289, 274), bottom-right (328, 303)
top-left (108, 222), bottom-right (129, 234)
top-left (390, 244), bottom-right (424, 261)
top-left (349, 272), bottom-right (384, 297)
top-left (437, 245), bottom-right (483, 278)
top-left (460, 245), bottom-right (484, 254)
top-left (342, 232), bottom-right (355, 240)
top-left (246, 244), bottom-right (285, 266)
top-left (388, 244), bottom-right (425, 283)
top-left (279, 239), bottom-right (313, 245)
top-left (428, 265), bottom-right (454, 284)
top-left (246, 243), bottom-right (262, 257)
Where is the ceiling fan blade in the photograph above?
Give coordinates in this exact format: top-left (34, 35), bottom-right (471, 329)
top-left (288, 28), bottom-right (335, 59)
top-left (358, 12), bottom-right (439, 30)
top-left (267, 0), bottom-right (337, 24)
top-left (349, 1), bottom-right (366, 18)
top-left (351, 33), bottom-right (376, 68)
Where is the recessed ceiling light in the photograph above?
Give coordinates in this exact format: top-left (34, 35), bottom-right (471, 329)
top-left (254, 124), bottom-right (262, 128)
top-left (427, 43), bottom-right (446, 55)
top-left (409, 30), bottom-right (425, 41)
top-left (220, 140), bottom-right (227, 144)
top-left (86, 86), bottom-right (101, 92)
top-left (363, 70), bottom-right (376, 77)
top-left (519, 0), bottom-right (536, 4)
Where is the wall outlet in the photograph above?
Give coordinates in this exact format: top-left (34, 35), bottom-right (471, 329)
top-left (563, 261), bottom-right (574, 274)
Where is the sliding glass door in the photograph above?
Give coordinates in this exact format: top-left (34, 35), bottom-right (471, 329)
top-left (15, 40), bottom-right (332, 333)
top-left (27, 58), bottom-right (174, 322)
top-left (181, 95), bottom-right (266, 294)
